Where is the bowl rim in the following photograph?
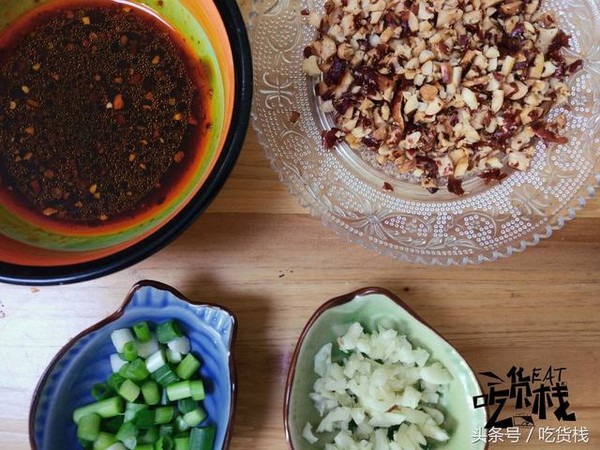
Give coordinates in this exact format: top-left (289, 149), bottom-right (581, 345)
top-left (283, 286), bottom-right (489, 450)
top-left (0, 0), bottom-right (253, 286)
top-left (28, 279), bottom-right (238, 450)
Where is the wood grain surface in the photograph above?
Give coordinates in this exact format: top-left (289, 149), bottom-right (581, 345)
top-left (1, 1), bottom-right (599, 448)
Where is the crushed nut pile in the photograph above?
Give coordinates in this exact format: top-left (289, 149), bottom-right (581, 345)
top-left (302, 0), bottom-right (583, 194)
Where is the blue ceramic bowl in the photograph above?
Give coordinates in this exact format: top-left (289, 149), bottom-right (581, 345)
top-left (29, 280), bottom-right (237, 450)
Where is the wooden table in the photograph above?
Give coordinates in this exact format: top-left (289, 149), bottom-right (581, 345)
top-left (1, 2), bottom-right (599, 448)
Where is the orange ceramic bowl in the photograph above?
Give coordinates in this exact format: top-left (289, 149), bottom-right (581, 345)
top-left (0, 0), bottom-right (251, 284)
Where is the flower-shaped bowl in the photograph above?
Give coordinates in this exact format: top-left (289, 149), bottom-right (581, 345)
top-left (285, 287), bottom-right (487, 449)
top-left (29, 280), bottom-right (237, 450)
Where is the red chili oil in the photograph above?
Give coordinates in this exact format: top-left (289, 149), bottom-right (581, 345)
top-left (0, 0), bottom-right (212, 225)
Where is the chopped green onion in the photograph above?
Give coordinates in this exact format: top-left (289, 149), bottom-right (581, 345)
top-left (121, 358), bottom-right (150, 382)
top-left (108, 373), bottom-right (127, 392)
top-left (137, 426), bottom-right (159, 444)
top-left (121, 341), bottom-right (138, 362)
top-left (173, 415), bottom-right (190, 434)
top-left (102, 416), bottom-right (124, 434)
top-left (105, 443), bottom-right (127, 450)
top-left (118, 379), bottom-right (141, 403)
top-left (176, 398), bottom-right (198, 414)
top-left (152, 365), bottom-right (179, 387)
top-left (190, 380), bottom-right (205, 401)
top-left (110, 354), bottom-right (128, 373)
top-left (137, 337), bottom-right (160, 359)
top-left (189, 426), bottom-right (216, 450)
top-left (74, 320), bottom-right (214, 450)
top-left (134, 409), bottom-right (156, 429)
top-left (145, 351), bottom-right (167, 374)
top-left (154, 435), bottom-right (174, 450)
top-left (115, 421), bottom-right (138, 444)
top-left (156, 320), bottom-right (182, 344)
top-left (165, 348), bottom-right (182, 364)
top-left (173, 436), bottom-right (189, 450)
top-left (175, 354), bottom-right (200, 380)
top-left (154, 406), bottom-right (175, 425)
top-left (91, 382), bottom-right (112, 401)
top-left (141, 380), bottom-right (160, 405)
top-left (158, 424), bottom-right (174, 437)
top-left (92, 432), bottom-right (117, 450)
top-left (124, 403), bottom-right (148, 422)
top-left (111, 328), bottom-right (135, 353)
top-left (182, 407), bottom-right (207, 427)
top-left (165, 381), bottom-right (191, 401)
top-left (167, 336), bottom-right (190, 355)
top-left (133, 321), bottom-right (152, 343)
top-left (74, 397), bottom-right (125, 424)
top-left (77, 413), bottom-right (101, 442)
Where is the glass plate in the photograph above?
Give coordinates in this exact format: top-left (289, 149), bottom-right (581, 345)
top-left (248, 0), bottom-right (600, 265)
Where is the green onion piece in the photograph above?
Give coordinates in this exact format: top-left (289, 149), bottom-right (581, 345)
top-left (145, 351), bottom-right (167, 374)
top-left (111, 328), bottom-right (134, 353)
top-left (154, 406), bottom-right (175, 425)
top-left (118, 379), bottom-right (141, 403)
top-left (177, 398), bottom-right (198, 414)
top-left (91, 382), bottom-right (112, 401)
top-left (165, 348), bottom-right (182, 364)
top-left (74, 397), bottom-right (125, 424)
top-left (159, 424), bottom-right (174, 437)
top-left (152, 365), bottom-right (179, 387)
top-left (121, 341), bottom-right (138, 362)
top-left (182, 407), bottom-right (207, 427)
top-left (77, 413), bottom-right (101, 442)
top-left (133, 445), bottom-right (153, 450)
top-left (105, 443), bottom-right (127, 450)
top-left (190, 380), bottom-right (205, 401)
top-left (133, 321), bottom-right (152, 343)
top-left (173, 416), bottom-right (190, 434)
top-left (124, 403), bottom-right (148, 422)
top-left (115, 420), bottom-right (138, 443)
top-left (156, 320), bottom-right (183, 344)
top-left (175, 354), bottom-right (201, 380)
top-left (108, 373), bottom-right (127, 392)
top-left (121, 358), bottom-right (150, 382)
top-left (173, 436), bottom-right (189, 450)
top-left (141, 380), bottom-right (160, 405)
top-left (138, 427), bottom-right (159, 444)
top-left (165, 381), bottom-right (191, 401)
top-left (92, 432), bottom-right (117, 450)
top-left (102, 416), bottom-right (124, 434)
top-left (134, 409), bottom-right (156, 430)
top-left (154, 435), bottom-right (174, 450)
top-left (189, 426), bottom-right (216, 450)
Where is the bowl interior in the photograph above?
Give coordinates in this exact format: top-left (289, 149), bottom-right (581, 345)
top-left (286, 288), bottom-right (487, 450)
top-left (0, 0), bottom-right (235, 265)
top-left (30, 281), bottom-right (236, 450)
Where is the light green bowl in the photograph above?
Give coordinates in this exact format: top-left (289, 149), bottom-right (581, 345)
top-left (285, 287), bottom-right (488, 450)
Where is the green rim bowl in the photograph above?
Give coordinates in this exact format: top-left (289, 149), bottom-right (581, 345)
top-left (284, 287), bottom-right (488, 450)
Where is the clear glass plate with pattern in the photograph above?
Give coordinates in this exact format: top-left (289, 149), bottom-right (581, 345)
top-left (248, 0), bottom-right (600, 265)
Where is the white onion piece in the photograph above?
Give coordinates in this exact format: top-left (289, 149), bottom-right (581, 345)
top-left (110, 328), bottom-right (134, 353)
top-left (305, 322), bottom-right (453, 448)
top-left (109, 353), bottom-right (127, 373)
